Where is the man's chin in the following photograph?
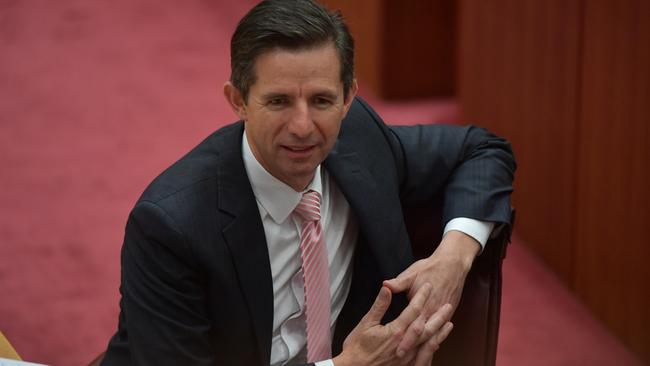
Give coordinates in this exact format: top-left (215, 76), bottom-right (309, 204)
top-left (278, 165), bottom-right (320, 188)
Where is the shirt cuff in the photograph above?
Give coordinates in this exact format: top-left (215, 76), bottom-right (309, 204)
top-left (443, 217), bottom-right (495, 250)
top-left (316, 359), bottom-right (335, 366)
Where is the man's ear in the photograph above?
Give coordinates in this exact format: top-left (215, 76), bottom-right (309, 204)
top-left (342, 79), bottom-right (359, 116)
top-left (223, 82), bottom-right (247, 121)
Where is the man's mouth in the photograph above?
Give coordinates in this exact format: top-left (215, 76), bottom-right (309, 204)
top-left (285, 146), bottom-right (313, 151)
top-left (282, 145), bottom-right (316, 157)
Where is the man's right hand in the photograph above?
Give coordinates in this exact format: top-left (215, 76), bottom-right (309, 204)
top-left (332, 283), bottom-right (454, 366)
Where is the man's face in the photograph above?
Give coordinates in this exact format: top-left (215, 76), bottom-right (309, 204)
top-left (225, 43), bottom-right (357, 191)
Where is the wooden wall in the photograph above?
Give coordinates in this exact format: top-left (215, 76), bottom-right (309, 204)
top-left (321, 0), bottom-right (456, 99)
top-left (458, 0), bottom-right (650, 362)
top-left (320, 0), bottom-right (383, 96)
top-left (458, 0), bottom-right (582, 285)
top-left (574, 0), bottom-right (650, 359)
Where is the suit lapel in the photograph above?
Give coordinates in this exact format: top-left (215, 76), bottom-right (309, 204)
top-left (325, 138), bottom-right (414, 351)
top-left (214, 123), bottom-right (273, 366)
top-left (324, 141), bottom-right (413, 281)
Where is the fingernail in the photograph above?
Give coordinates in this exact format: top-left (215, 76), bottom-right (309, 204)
top-left (397, 349), bottom-right (405, 358)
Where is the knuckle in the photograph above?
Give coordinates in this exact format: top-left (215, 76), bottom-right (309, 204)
top-left (423, 324), bottom-right (436, 338)
top-left (392, 331), bottom-right (404, 344)
top-left (412, 303), bottom-right (423, 314)
top-left (390, 323), bottom-right (405, 337)
top-left (425, 320), bottom-right (440, 335)
top-left (413, 322), bottom-right (424, 335)
top-left (433, 313), bottom-right (443, 325)
top-left (428, 337), bottom-right (440, 349)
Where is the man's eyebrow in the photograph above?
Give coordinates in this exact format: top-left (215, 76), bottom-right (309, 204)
top-left (260, 92), bottom-right (289, 100)
top-left (313, 90), bottom-right (339, 99)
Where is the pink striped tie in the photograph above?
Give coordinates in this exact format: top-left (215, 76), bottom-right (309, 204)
top-left (294, 190), bottom-right (332, 362)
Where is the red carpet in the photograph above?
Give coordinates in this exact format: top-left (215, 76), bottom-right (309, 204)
top-left (0, 1), bottom-right (642, 365)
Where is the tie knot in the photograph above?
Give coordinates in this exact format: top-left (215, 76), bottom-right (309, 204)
top-left (294, 190), bottom-right (321, 222)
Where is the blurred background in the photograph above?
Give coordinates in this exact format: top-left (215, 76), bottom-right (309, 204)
top-left (0, 0), bottom-right (647, 365)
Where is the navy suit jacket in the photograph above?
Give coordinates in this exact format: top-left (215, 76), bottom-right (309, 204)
top-left (102, 97), bottom-right (515, 366)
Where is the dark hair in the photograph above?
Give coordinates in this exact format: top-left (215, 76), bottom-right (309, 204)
top-left (230, 0), bottom-right (354, 101)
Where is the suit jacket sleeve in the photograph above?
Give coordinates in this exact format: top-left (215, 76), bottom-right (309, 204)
top-left (389, 122), bottom-right (516, 227)
top-left (107, 200), bottom-right (216, 365)
top-left (351, 97), bottom-right (516, 228)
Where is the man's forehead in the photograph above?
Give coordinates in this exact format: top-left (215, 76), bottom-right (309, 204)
top-left (253, 43), bottom-right (339, 69)
top-left (248, 44), bottom-right (343, 91)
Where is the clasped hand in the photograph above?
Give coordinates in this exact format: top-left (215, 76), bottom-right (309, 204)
top-left (333, 231), bottom-right (480, 366)
top-left (333, 283), bottom-right (453, 366)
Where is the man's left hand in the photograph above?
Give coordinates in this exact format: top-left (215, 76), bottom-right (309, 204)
top-left (383, 230), bottom-right (481, 358)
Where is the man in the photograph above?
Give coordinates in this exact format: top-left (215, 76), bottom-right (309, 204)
top-left (102, 1), bottom-right (515, 365)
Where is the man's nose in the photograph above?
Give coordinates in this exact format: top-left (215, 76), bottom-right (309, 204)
top-left (287, 101), bottom-right (314, 138)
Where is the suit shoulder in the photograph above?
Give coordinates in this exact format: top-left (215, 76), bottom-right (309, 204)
top-left (137, 122), bottom-right (243, 205)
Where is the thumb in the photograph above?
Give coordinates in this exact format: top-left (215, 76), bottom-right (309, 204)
top-left (360, 286), bottom-right (392, 326)
top-left (383, 271), bottom-right (415, 294)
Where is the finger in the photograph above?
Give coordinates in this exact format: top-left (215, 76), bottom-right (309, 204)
top-left (395, 314), bottom-right (426, 358)
top-left (434, 321), bottom-right (454, 345)
top-left (412, 342), bottom-right (436, 366)
top-left (383, 272), bottom-right (415, 294)
top-left (360, 286), bottom-right (392, 326)
top-left (388, 282), bottom-right (431, 335)
top-left (419, 303), bottom-right (454, 343)
top-left (412, 322), bottom-right (453, 366)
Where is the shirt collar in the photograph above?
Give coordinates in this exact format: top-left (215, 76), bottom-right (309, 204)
top-left (242, 130), bottom-right (323, 224)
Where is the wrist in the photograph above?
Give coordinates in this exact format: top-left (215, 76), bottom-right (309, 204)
top-left (436, 230), bottom-right (480, 271)
top-left (332, 353), bottom-right (350, 366)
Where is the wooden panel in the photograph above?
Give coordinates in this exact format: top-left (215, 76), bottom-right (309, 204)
top-left (321, 0), bottom-right (456, 99)
top-left (320, 0), bottom-right (382, 95)
top-left (458, 0), bottom-right (582, 285)
top-left (574, 0), bottom-right (650, 362)
top-left (382, 0), bottom-right (456, 98)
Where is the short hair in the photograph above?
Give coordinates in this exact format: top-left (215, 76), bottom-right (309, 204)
top-left (230, 0), bottom-right (355, 101)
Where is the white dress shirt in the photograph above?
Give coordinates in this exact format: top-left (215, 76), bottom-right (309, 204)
top-left (242, 132), bottom-right (493, 366)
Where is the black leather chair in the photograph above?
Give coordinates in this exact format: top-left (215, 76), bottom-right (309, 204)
top-left (403, 199), bottom-right (514, 366)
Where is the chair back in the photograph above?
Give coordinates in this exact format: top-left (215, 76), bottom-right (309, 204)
top-left (403, 200), bottom-right (513, 366)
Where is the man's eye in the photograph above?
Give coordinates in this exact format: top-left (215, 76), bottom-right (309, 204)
top-left (268, 98), bottom-right (286, 106)
top-left (313, 97), bottom-right (332, 107)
